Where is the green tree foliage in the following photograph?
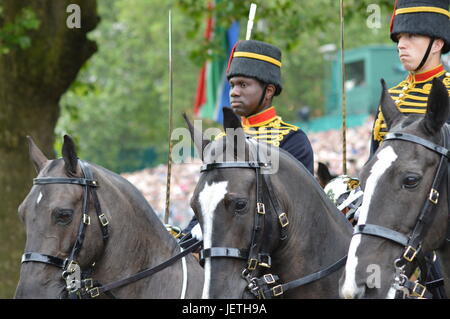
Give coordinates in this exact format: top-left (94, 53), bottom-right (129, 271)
top-left (57, 0), bottom-right (397, 172)
top-left (0, 0), bottom-right (99, 298)
top-left (0, 4), bottom-right (40, 54)
top-left (57, 0), bottom-right (202, 172)
top-left (178, 0), bottom-right (395, 121)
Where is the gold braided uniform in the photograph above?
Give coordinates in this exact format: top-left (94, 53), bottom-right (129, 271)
top-left (371, 64), bottom-right (450, 154)
top-left (241, 108), bottom-right (299, 147)
top-left (218, 106), bottom-right (314, 174)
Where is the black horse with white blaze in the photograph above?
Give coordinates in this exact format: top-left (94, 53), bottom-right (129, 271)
top-left (186, 108), bottom-right (353, 299)
top-left (340, 78), bottom-right (450, 299)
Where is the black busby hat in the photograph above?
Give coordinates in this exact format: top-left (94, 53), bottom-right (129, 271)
top-left (226, 40), bottom-right (283, 96)
top-left (390, 0), bottom-right (450, 53)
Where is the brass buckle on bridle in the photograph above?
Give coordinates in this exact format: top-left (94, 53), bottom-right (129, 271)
top-left (411, 282), bottom-right (427, 299)
top-left (257, 202), bottom-right (266, 215)
top-left (403, 246), bottom-right (418, 262)
top-left (429, 188), bottom-right (439, 204)
top-left (272, 284), bottom-right (283, 297)
top-left (278, 213), bottom-right (289, 227)
top-left (247, 258), bottom-right (258, 270)
top-left (263, 274), bottom-right (276, 284)
top-left (89, 287), bottom-right (100, 298)
top-left (258, 254), bottom-right (272, 268)
top-left (83, 214), bottom-right (91, 225)
top-left (98, 213), bottom-right (109, 226)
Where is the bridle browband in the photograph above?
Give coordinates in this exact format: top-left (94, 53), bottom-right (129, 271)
top-left (198, 139), bottom-right (347, 298)
top-left (354, 129), bottom-right (450, 299)
top-left (21, 159), bottom-right (201, 298)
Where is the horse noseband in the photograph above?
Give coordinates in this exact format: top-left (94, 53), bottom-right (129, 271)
top-left (21, 159), bottom-right (110, 298)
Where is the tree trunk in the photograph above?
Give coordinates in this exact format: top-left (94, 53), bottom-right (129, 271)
top-left (0, 0), bottom-right (98, 298)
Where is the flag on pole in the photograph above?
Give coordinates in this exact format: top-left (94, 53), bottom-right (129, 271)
top-left (194, 1), bottom-right (240, 123)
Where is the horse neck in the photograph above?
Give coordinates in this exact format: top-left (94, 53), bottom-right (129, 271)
top-left (91, 169), bottom-right (181, 290)
top-left (272, 159), bottom-right (352, 279)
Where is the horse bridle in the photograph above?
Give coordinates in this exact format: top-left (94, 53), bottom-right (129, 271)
top-left (354, 128), bottom-right (450, 299)
top-left (198, 139), bottom-right (347, 298)
top-left (21, 159), bottom-right (202, 299)
top-left (21, 159), bottom-right (110, 298)
top-left (199, 160), bottom-right (291, 298)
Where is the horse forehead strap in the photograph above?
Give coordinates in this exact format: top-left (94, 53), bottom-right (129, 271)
top-left (199, 139), bottom-right (272, 172)
top-left (384, 132), bottom-right (450, 158)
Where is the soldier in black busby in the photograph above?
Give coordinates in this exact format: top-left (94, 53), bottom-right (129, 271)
top-left (371, 0), bottom-right (450, 155)
top-left (225, 39), bottom-right (314, 174)
top-left (182, 39), bottom-right (314, 240)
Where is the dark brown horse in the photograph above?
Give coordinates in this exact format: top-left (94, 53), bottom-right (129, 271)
top-left (15, 135), bottom-right (203, 298)
top-left (186, 109), bottom-right (353, 298)
top-left (340, 78), bottom-right (450, 299)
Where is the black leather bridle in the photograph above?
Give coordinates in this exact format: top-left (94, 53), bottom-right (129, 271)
top-left (22, 159), bottom-right (109, 298)
top-left (354, 129), bottom-right (450, 299)
top-left (21, 159), bottom-right (201, 298)
top-left (199, 161), bottom-right (287, 268)
top-left (198, 139), bottom-right (346, 298)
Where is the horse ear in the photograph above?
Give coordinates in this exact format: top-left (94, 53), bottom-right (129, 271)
top-left (182, 113), bottom-right (211, 161)
top-left (379, 78), bottom-right (403, 129)
top-left (222, 107), bottom-right (248, 160)
top-left (62, 135), bottom-right (79, 175)
top-left (317, 162), bottom-right (334, 188)
top-left (27, 136), bottom-right (49, 173)
top-left (422, 78), bottom-right (449, 135)
top-left (222, 107), bottom-right (242, 130)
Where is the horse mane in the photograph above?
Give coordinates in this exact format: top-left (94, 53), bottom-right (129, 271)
top-left (89, 163), bottom-right (162, 223)
top-left (276, 146), bottom-right (349, 221)
top-left (238, 138), bottom-right (350, 227)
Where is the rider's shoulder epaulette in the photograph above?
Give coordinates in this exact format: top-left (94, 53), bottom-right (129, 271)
top-left (244, 116), bottom-right (299, 147)
top-left (443, 71), bottom-right (450, 92)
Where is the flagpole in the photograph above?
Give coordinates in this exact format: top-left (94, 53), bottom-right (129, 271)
top-left (164, 10), bottom-right (174, 225)
top-left (246, 3), bottom-right (257, 40)
top-left (340, 0), bottom-right (347, 175)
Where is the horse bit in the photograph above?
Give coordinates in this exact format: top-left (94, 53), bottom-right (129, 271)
top-left (21, 159), bottom-right (201, 298)
top-left (354, 129), bottom-right (450, 299)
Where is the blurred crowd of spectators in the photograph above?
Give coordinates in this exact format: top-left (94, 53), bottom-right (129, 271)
top-left (309, 115), bottom-right (374, 177)
top-left (122, 115), bottom-right (374, 229)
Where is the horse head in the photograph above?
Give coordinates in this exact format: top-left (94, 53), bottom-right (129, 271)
top-left (187, 108), bottom-right (352, 299)
top-left (340, 78), bottom-right (450, 299)
top-left (16, 135), bottom-right (107, 298)
top-left (185, 108), bottom-right (283, 298)
top-left (16, 135), bottom-right (204, 299)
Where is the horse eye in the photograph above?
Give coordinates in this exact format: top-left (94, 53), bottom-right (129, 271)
top-left (403, 175), bottom-right (421, 189)
top-left (52, 208), bottom-right (74, 225)
top-left (234, 199), bottom-right (248, 213)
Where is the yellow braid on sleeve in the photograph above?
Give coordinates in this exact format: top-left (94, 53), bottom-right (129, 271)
top-left (373, 108), bottom-right (386, 143)
top-left (444, 77), bottom-right (450, 94)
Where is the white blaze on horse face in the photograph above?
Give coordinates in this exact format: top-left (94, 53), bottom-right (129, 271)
top-left (342, 146), bottom-right (398, 299)
top-left (198, 180), bottom-right (228, 299)
top-left (36, 192), bottom-right (43, 205)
